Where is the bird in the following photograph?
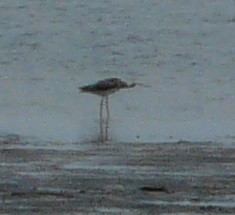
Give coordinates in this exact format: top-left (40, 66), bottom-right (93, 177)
top-left (79, 78), bottom-right (136, 142)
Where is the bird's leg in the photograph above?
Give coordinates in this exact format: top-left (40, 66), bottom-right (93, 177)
top-left (100, 96), bottom-right (104, 141)
top-left (105, 96), bottom-right (110, 141)
top-left (105, 96), bottom-right (110, 123)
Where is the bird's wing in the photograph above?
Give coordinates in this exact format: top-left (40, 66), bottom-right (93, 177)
top-left (95, 79), bottom-right (118, 90)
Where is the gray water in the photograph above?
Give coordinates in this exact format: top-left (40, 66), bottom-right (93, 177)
top-left (0, 0), bottom-right (234, 143)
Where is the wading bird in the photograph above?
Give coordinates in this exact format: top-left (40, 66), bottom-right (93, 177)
top-left (80, 78), bottom-right (136, 142)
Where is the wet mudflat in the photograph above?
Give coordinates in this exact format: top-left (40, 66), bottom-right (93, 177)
top-left (0, 135), bottom-right (234, 214)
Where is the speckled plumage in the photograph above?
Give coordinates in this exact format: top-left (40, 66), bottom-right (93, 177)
top-left (79, 78), bottom-right (135, 96)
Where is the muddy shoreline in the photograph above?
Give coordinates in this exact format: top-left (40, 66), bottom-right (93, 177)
top-left (0, 135), bottom-right (234, 214)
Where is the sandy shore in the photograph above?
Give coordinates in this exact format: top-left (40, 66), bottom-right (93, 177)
top-left (0, 134), bottom-right (234, 214)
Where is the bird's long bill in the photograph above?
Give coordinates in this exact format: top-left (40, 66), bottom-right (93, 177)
top-left (133, 82), bottom-right (151, 88)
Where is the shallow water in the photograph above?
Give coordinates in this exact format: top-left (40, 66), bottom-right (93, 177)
top-left (0, 0), bottom-right (234, 143)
